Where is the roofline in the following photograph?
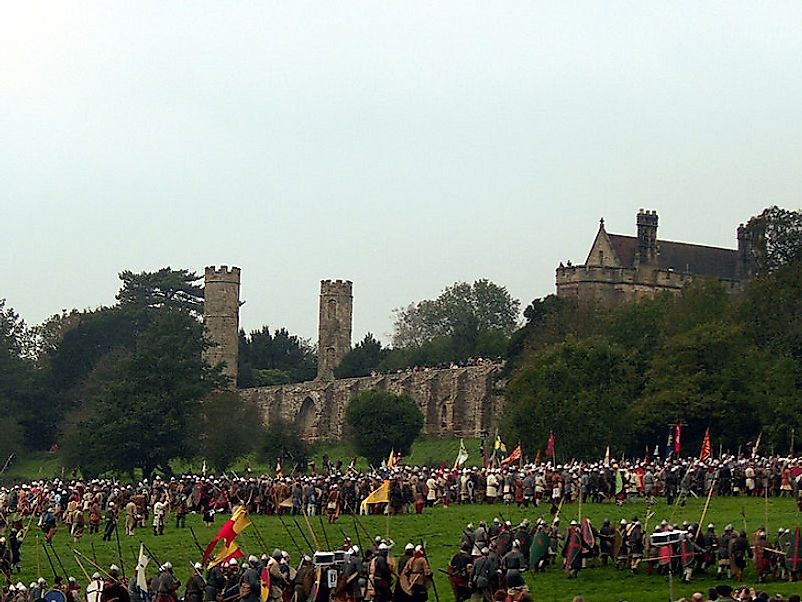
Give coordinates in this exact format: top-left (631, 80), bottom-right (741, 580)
top-left (605, 232), bottom-right (737, 253)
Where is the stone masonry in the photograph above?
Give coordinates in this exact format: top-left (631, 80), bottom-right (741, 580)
top-left (202, 267), bottom-right (504, 439)
top-left (239, 362), bottom-right (505, 441)
top-left (202, 265), bottom-right (241, 382)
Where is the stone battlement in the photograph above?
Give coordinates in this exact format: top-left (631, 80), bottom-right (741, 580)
top-left (320, 279), bottom-right (353, 295)
top-left (205, 265), bottom-right (241, 282)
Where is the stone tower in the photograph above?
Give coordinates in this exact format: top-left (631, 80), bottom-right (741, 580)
top-left (636, 209), bottom-right (659, 264)
top-left (317, 279), bottom-right (353, 380)
top-left (203, 265), bottom-right (241, 384)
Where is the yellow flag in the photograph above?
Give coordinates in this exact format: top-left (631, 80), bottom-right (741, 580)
top-left (387, 449), bottom-right (395, 469)
top-left (360, 480), bottom-right (390, 513)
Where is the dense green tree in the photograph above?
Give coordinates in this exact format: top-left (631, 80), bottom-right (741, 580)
top-left (335, 333), bottom-right (389, 378)
top-left (345, 389), bottom-right (423, 465)
top-left (502, 337), bottom-right (636, 460)
top-left (61, 309), bottom-right (221, 477)
top-left (743, 205), bottom-right (802, 274)
top-left (116, 267), bottom-right (204, 315)
top-left (0, 299), bottom-right (35, 456)
top-left (193, 390), bottom-right (265, 473)
top-left (392, 280), bottom-right (520, 348)
top-left (630, 321), bottom-right (779, 454)
top-left (258, 418), bottom-right (309, 472)
top-left (238, 326), bottom-right (317, 387)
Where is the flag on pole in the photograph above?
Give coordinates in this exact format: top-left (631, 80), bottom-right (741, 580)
top-left (453, 439), bottom-right (469, 469)
top-left (387, 449), bottom-right (396, 469)
top-left (202, 505), bottom-right (252, 568)
top-left (494, 432), bottom-right (507, 454)
top-left (359, 480), bottom-right (390, 513)
top-left (665, 427), bottom-right (673, 459)
top-left (534, 449), bottom-right (541, 466)
top-left (275, 458), bottom-right (283, 479)
top-left (135, 544), bottom-right (149, 592)
top-left (753, 432), bottom-right (762, 458)
top-left (500, 444), bottom-right (522, 467)
top-left (673, 423), bottom-right (682, 456)
top-left (545, 432), bottom-right (555, 458)
top-left (603, 446), bottom-right (610, 467)
top-left (699, 428), bottom-right (712, 461)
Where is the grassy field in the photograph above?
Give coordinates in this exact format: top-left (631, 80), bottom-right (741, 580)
top-left (7, 495), bottom-right (802, 602)
top-left (1, 438), bottom-right (485, 483)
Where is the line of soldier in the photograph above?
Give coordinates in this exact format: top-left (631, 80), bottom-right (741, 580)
top-left (448, 516), bottom-right (802, 602)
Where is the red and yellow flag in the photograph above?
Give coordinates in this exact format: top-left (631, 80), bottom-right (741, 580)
top-left (699, 428), bottom-right (712, 461)
top-left (202, 505), bottom-right (252, 568)
top-left (500, 444), bottom-right (522, 466)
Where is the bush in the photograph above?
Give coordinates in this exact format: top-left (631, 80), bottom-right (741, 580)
top-left (257, 418), bottom-right (309, 473)
top-left (345, 389), bottom-right (424, 465)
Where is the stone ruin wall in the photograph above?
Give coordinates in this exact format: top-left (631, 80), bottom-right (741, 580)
top-left (239, 363), bottom-right (506, 441)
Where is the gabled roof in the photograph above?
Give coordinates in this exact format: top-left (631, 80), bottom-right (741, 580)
top-left (607, 234), bottom-right (739, 280)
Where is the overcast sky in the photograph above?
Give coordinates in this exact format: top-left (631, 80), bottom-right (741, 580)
top-left (2, 2), bottom-right (801, 344)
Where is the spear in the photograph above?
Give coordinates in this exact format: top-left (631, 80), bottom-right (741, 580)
top-left (41, 540), bottom-right (58, 579)
top-left (74, 549), bottom-right (116, 581)
top-left (291, 514), bottom-right (314, 554)
top-left (317, 513), bottom-right (332, 550)
top-left (301, 508), bottom-right (320, 550)
top-left (114, 520), bottom-right (126, 579)
top-left (48, 540), bottom-right (68, 578)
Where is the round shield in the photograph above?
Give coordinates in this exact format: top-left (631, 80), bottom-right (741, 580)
top-left (44, 589), bottom-right (67, 602)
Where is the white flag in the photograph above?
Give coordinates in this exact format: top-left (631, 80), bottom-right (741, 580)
top-left (136, 544), bottom-right (149, 591)
top-left (454, 438), bottom-right (469, 469)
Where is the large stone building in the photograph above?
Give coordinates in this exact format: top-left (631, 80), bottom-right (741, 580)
top-left (202, 268), bottom-right (503, 440)
top-left (555, 209), bottom-right (758, 303)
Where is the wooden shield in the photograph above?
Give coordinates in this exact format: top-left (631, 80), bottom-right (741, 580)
top-left (612, 530), bottom-right (623, 558)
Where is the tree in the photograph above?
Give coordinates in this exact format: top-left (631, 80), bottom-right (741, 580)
top-left (502, 337), bottom-right (636, 460)
top-left (257, 418), bottom-right (309, 472)
top-left (743, 205), bottom-right (802, 274)
top-left (193, 390), bottom-right (265, 473)
top-left (334, 333), bottom-right (388, 379)
top-left (630, 322), bottom-right (774, 454)
top-left (0, 299), bottom-right (35, 458)
top-left (391, 280), bottom-right (520, 349)
top-left (116, 267), bottom-right (204, 316)
top-left (345, 389), bottom-right (423, 465)
top-left (238, 326), bottom-right (317, 387)
top-left (61, 309), bottom-right (222, 477)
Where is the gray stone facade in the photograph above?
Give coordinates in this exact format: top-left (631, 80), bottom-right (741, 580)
top-left (555, 210), bottom-right (753, 304)
top-left (203, 265), bottom-right (241, 383)
top-left (317, 279), bottom-right (353, 380)
top-left (239, 362), bottom-right (505, 441)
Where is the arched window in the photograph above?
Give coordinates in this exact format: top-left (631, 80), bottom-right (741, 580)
top-left (327, 298), bottom-right (337, 319)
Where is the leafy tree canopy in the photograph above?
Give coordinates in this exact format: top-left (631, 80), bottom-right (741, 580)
top-left (743, 205), bottom-right (802, 274)
top-left (392, 279), bottom-right (520, 348)
top-left (238, 326), bottom-right (317, 387)
top-left (334, 333), bottom-right (388, 379)
top-left (116, 267), bottom-right (204, 316)
top-left (345, 389), bottom-right (423, 465)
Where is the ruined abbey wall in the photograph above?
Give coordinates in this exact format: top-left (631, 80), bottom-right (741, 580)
top-left (239, 363), bottom-right (506, 441)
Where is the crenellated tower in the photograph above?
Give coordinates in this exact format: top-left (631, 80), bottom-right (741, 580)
top-left (203, 265), bottom-right (241, 385)
top-left (317, 279), bottom-right (353, 380)
top-left (636, 208), bottom-right (659, 265)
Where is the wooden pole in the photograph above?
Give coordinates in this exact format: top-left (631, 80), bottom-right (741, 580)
top-left (694, 479), bottom-right (717, 540)
top-left (301, 507), bottom-right (319, 549)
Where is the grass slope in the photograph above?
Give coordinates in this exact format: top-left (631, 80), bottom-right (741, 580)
top-left (1, 439), bottom-right (484, 483)
top-left (8, 496), bottom-right (802, 602)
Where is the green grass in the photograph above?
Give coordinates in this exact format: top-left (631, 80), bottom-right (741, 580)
top-left (7, 496), bottom-right (802, 602)
top-left (1, 438), bottom-right (484, 483)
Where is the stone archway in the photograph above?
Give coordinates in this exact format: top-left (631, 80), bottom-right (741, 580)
top-left (296, 396), bottom-right (318, 438)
